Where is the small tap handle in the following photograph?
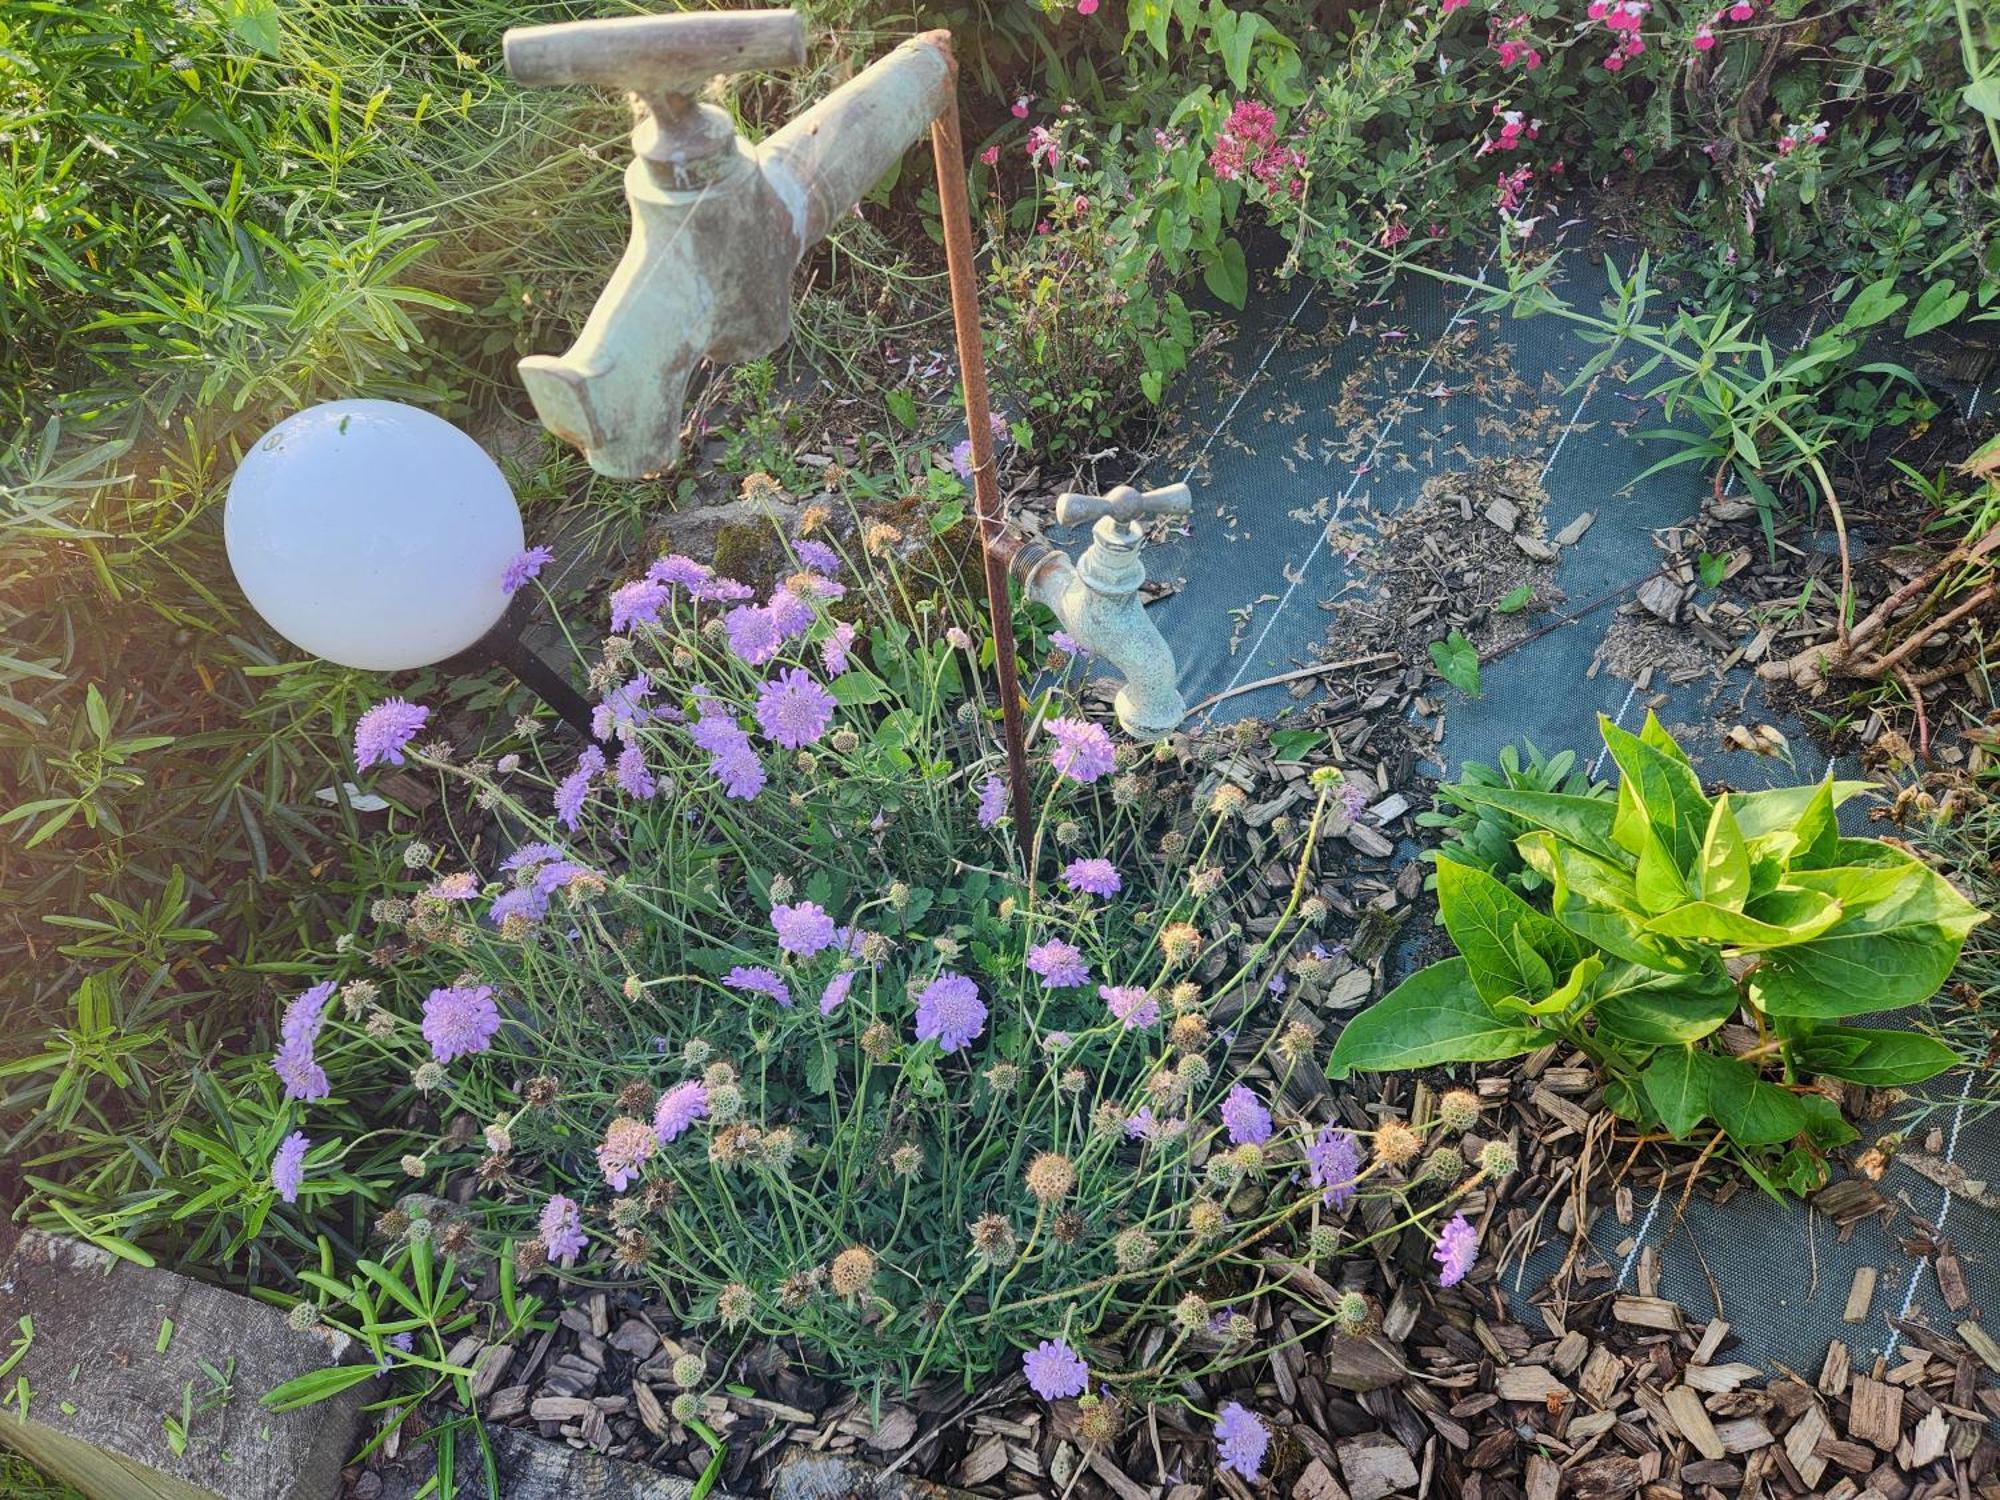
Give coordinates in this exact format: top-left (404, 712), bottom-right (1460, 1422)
top-left (1055, 482), bottom-right (1192, 530)
top-left (504, 9), bottom-right (807, 105)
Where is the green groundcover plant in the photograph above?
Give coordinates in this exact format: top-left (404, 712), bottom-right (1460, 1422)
top-left (1332, 712), bottom-right (1983, 1196)
top-left (244, 516), bottom-right (1509, 1476)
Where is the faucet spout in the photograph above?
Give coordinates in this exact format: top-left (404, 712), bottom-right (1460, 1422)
top-left (503, 13), bottom-right (954, 479)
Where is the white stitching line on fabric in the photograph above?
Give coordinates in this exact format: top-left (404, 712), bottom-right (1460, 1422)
top-left (1615, 1190), bottom-right (1665, 1290)
top-left (1175, 283), bottom-right (1319, 489)
top-left (1205, 247), bottom-right (1502, 717)
top-left (1884, 1069), bottom-right (1976, 1359)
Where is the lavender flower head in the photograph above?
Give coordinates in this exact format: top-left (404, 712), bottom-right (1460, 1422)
top-left (1100, 984), bottom-right (1159, 1030)
top-left (1047, 717), bottom-right (1116, 784)
top-left (949, 438), bottom-right (976, 480)
top-left (654, 1080), bottom-right (710, 1142)
top-left (976, 773), bottom-right (1007, 829)
top-left (766, 587), bottom-right (814, 640)
top-left (1338, 774), bottom-right (1371, 821)
top-left (726, 965), bottom-right (792, 1008)
top-left (755, 668), bottom-right (836, 749)
top-left (593, 674), bottom-right (652, 741)
top-left (354, 698), bottom-right (428, 770)
top-left (724, 604), bottom-right (782, 665)
top-left (1022, 1339), bottom-right (1088, 1401)
top-left (540, 1194), bottom-right (587, 1266)
top-left (615, 743), bottom-right (657, 799)
top-left (596, 1116), bottom-right (656, 1191)
top-left (271, 1131), bottom-right (310, 1204)
top-left (1026, 939), bottom-right (1089, 990)
top-left (1050, 630), bottom-right (1089, 658)
top-left (914, 971), bottom-right (987, 1053)
top-left (501, 545), bottom-right (553, 595)
top-left (422, 984), bottom-right (502, 1063)
top-left (555, 745), bottom-right (605, 830)
top-left (609, 577), bottom-right (668, 632)
top-left (273, 980), bottom-right (334, 1102)
top-left (1434, 1212), bottom-right (1478, 1287)
top-left (1062, 857), bottom-right (1122, 898)
top-left (820, 969), bottom-right (856, 1015)
top-left (712, 744), bottom-right (766, 800)
top-left (1213, 1402), bottom-right (1270, 1481)
top-left (821, 621), bottom-right (858, 677)
top-left (1306, 1124), bottom-right (1360, 1209)
top-left (771, 900), bottom-right (837, 957)
top-left (794, 538), bottom-right (839, 574)
top-left (648, 553), bottom-right (710, 591)
top-left (1220, 1084), bottom-right (1272, 1146)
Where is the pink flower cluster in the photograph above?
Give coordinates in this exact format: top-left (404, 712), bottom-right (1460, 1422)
top-left (1587, 0), bottom-right (1649, 71)
top-left (1700, 0), bottom-right (1759, 43)
top-left (1775, 119), bottom-right (1829, 156)
top-left (1476, 108), bottom-right (1540, 158)
top-left (1209, 100), bottom-right (1305, 199)
top-left (1491, 14), bottom-right (1541, 70)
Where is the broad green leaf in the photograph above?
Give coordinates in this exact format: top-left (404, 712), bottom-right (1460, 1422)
top-left (1699, 1055), bottom-right (1806, 1147)
top-left (1436, 859), bottom-right (1579, 1006)
top-left (1634, 823), bottom-right (1689, 914)
top-left (1448, 786), bottom-right (1623, 863)
top-left (1698, 795), bottom-right (1752, 911)
top-left (1730, 780), bottom-right (1871, 843)
top-left (1967, 77), bottom-right (2000, 120)
top-left (1792, 1027), bottom-right (1961, 1086)
top-left (1600, 714), bottom-right (1710, 874)
top-left (1430, 631), bottom-right (1482, 697)
top-left (1497, 954), bottom-right (1603, 1017)
top-left (1906, 281), bottom-right (1970, 339)
top-left (1642, 1049), bottom-right (1709, 1139)
top-left (1591, 960), bottom-right (1738, 1045)
top-left (1842, 276), bottom-right (1907, 331)
top-left (1522, 832), bottom-right (1698, 974)
top-left (1752, 852), bottom-right (1984, 1017)
top-left (1324, 958), bottom-right (1543, 1078)
top-left (1496, 585), bottom-right (1534, 614)
top-left (225, 0), bottom-right (284, 56)
top-left (1797, 1092), bottom-right (1859, 1151)
top-left (1203, 237), bottom-right (1249, 309)
top-left (1644, 887), bottom-right (1843, 950)
top-left (1638, 710), bottom-right (1693, 766)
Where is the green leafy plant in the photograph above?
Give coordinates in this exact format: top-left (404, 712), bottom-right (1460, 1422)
top-left (1335, 713), bottom-right (1982, 1195)
top-left (1417, 740), bottom-right (1610, 896)
top-left (1428, 630), bottom-right (1481, 698)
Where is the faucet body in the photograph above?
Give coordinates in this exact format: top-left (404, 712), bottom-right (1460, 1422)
top-left (504, 15), bottom-right (955, 478)
top-left (1005, 484), bottom-right (1192, 741)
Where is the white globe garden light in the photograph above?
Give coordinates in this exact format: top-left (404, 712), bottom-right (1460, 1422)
top-left (225, 400), bottom-right (523, 671)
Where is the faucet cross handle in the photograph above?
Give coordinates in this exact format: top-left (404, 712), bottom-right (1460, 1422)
top-left (1055, 482), bottom-right (1193, 531)
top-left (506, 10), bottom-right (807, 161)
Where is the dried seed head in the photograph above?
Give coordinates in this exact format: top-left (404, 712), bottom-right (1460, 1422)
top-left (1277, 1020), bottom-right (1317, 1063)
top-left (777, 1269), bottom-right (820, 1311)
top-left (1210, 783), bottom-right (1248, 817)
top-left (969, 1214), bottom-right (1018, 1267)
top-left (1159, 922), bottom-right (1202, 965)
top-left (984, 1062), bottom-right (1020, 1096)
top-left (1169, 980), bottom-right (1202, 1012)
top-left (768, 874), bottom-right (794, 904)
top-left (340, 979), bottom-right (379, 1015)
top-left (701, 1060), bottom-right (737, 1090)
top-left (1308, 1224), bottom-right (1342, 1259)
top-left (514, 1239), bottom-right (548, 1277)
top-left (1025, 1151), bottom-right (1075, 1204)
top-left (609, 1196), bottom-right (646, 1231)
top-left (671, 1353), bottom-right (705, 1388)
top-left (371, 897), bottom-right (411, 927)
top-left (1051, 1209), bottom-right (1086, 1245)
top-left (1158, 830), bottom-right (1188, 860)
top-left (860, 1021), bottom-right (895, 1061)
top-left (1175, 1052), bottom-right (1211, 1088)
top-left (375, 1208), bottom-right (411, 1241)
top-left (860, 931), bottom-right (893, 966)
top-left (477, 1151), bottom-right (512, 1187)
top-left (613, 1229), bottom-right (649, 1274)
top-left (401, 839), bottom-right (435, 870)
top-left (831, 727), bottom-right (860, 754)
top-left (1299, 895), bottom-right (1330, 925)
top-left (1075, 1393), bottom-right (1122, 1448)
top-left (1055, 819), bottom-right (1082, 846)
top-left (1174, 1292), bottom-right (1210, 1332)
top-left (707, 1122), bottom-right (758, 1166)
top-left (400, 1153), bottom-right (428, 1177)
top-left (1090, 1103), bottom-right (1126, 1139)
top-left (286, 1301), bottom-right (321, 1333)
top-left (829, 1246), bottom-right (876, 1298)
top-left (1227, 1313), bottom-right (1256, 1343)
top-left (1438, 1089), bottom-right (1481, 1135)
top-left (717, 1283), bottom-right (753, 1327)
top-left (439, 1220), bottom-right (474, 1256)
top-left (762, 1125), bottom-right (803, 1169)
top-left (1230, 1141), bottom-right (1265, 1174)
top-left (706, 1084), bottom-right (744, 1123)
top-left (671, 1392), bottom-right (702, 1423)
top-left (1187, 1199), bottom-right (1225, 1240)
top-left (1058, 1067), bottom-right (1086, 1096)
top-left (1479, 1139), bottom-right (1518, 1178)
top-left (932, 934), bottom-right (962, 962)
top-left (1374, 1119), bottom-right (1421, 1168)
top-left (1169, 1013), bottom-right (1209, 1051)
top-left (1111, 1227), bottom-right (1155, 1271)
top-left (1112, 773), bottom-right (1142, 807)
top-left (889, 1143), bottom-right (923, 1179)
top-left (523, 1074), bottom-right (560, 1108)
top-left (1334, 1291), bottom-right (1371, 1335)
top-left (616, 1079), bottom-right (656, 1117)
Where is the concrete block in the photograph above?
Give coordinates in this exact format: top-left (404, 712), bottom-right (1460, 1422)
top-left (0, 1229), bottom-right (376, 1500)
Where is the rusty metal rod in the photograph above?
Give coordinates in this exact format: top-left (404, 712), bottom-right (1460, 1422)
top-left (930, 86), bottom-right (1033, 863)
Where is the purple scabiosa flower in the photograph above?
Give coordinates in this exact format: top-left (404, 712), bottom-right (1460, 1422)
top-left (271, 1131), bottom-right (310, 1204)
top-left (354, 698), bottom-right (428, 770)
top-left (540, 1195), bottom-right (587, 1265)
top-left (1062, 858), bottom-right (1122, 898)
top-left (615, 743), bottom-right (657, 800)
top-left (724, 604), bottom-right (782, 665)
top-left (1220, 1084), bottom-right (1272, 1146)
top-left (949, 438), bottom-right (976, 480)
top-left (554, 746), bottom-right (605, 830)
top-left (1046, 717), bottom-right (1116, 784)
top-left (795, 538), bottom-right (840, 574)
top-left (726, 965), bottom-right (792, 1008)
top-left (422, 984), bottom-right (502, 1063)
top-left (771, 900), bottom-right (837, 957)
top-left (273, 1042), bottom-right (329, 1102)
top-left (766, 587), bottom-right (815, 640)
top-left (653, 1080), bottom-right (710, 1142)
top-left (648, 554), bottom-right (710, 590)
top-left (1306, 1124), bottom-right (1360, 1209)
top-left (376, 1330), bottom-right (415, 1372)
top-left (1213, 1402), bottom-right (1270, 1481)
top-left (488, 886), bottom-right (547, 927)
top-left (501, 842), bottom-right (567, 873)
top-left (1026, 939), bottom-right (1089, 990)
top-left (281, 980), bottom-right (334, 1050)
top-left (1434, 1212), bottom-right (1478, 1287)
top-left (913, 971), bottom-right (987, 1053)
top-left (1050, 631), bottom-right (1089, 658)
top-left (820, 969), bottom-right (856, 1015)
top-left (596, 1117), bottom-right (656, 1191)
top-left (501, 546), bottom-right (553, 594)
top-left (1100, 984), bottom-right (1159, 1030)
top-left (1022, 1339), bottom-right (1088, 1401)
top-left (693, 574), bottom-right (754, 604)
top-left (593, 674), bottom-right (652, 741)
top-left (425, 872), bottom-right (479, 901)
top-left (712, 744), bottom-right (766, 800)
top-left (609, 577), bottom-right (669, 632)
top-left (821, 621), bottom-right (857, 677)
top-left (755, 668), bottom-right (836, 749)
top-left (976, 773), bottom-right (1007, 828)
top-left (1339, 775), bottom-right (1371, 821)
top-left (689, 702), bottom-right (748, 754)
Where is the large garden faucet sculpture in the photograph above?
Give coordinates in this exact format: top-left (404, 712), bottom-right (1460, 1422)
top-left (1004, 483), bottom-right (1191, 742)
top-left (503, 9), bottom-right (953, 480)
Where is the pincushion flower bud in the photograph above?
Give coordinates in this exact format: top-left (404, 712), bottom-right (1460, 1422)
top-left (1374, 1120), bottom-right (1421, 1168)
top-left (1055, 819), bottom-right (1081, 846)
top-left (1026, 1151), bottom-right (1075, 1203)
top-left (287, 1301), bottom-right (322, 1333)
top-left (888, 881), bottom-right (910, 909)
top-left (1187, 1199), bottom-right (1225, 1239)
top-left (671, 1393), bottom-right (701, 1422)
top-left (671, 1354), bottom-right (705, 1387)
top-left (1112, 1227), bottom-right (1155, 1270)
top-left (401, 1154), bottom-right (427, 1177)
top-left (1438, 1089), bottom-right (1480, 1134)
top-left (716, 1283), bottom-right (753, 1326)
top-left (1308, 1224), bottom-right (1342, 1259)
top-left (1479, 1139), bottom-right (1518, 1178)
top-left (831, 727), bottom-right (859, 754)
top-left (484, 1123), bottom-right (512, 1155)
top-left (1334, 1291), bottom-right (1371, 1335)
top-left (1175, 1292), bottom-right (1210, 1331)
top-left (1421, 1146), bottom-right (1463, 1185)
top-left (623, 974), bottom-right (643, 1001)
